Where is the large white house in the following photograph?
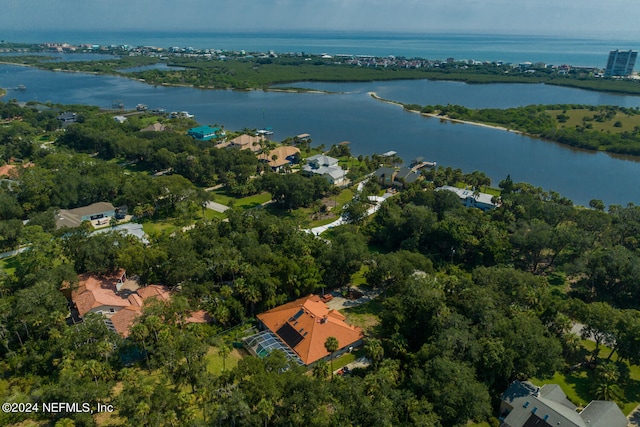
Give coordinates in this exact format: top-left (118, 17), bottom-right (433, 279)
top-left (302, 154), bottom-right (346, 185)
top-left (435, 185), bottom-right (499, 211)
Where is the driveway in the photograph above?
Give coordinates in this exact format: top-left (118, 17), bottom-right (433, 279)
top-left (629, 404), bottom-right (640, 427)
top-left (325, 286), bottom-right (381, 310)
top-left (205, 201), bottom-right (230, 213)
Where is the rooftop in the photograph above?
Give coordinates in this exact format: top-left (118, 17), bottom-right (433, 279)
top-left (70, 271), bottom-right (207, 336)
top-left (55, 202), bottom-right (115, 229)
top-left (258, 146), bottom-right (301, 168)
top-left (255, 295), bottom-right (363, 365)
top-left (500, 381), bottom-right (627, 427)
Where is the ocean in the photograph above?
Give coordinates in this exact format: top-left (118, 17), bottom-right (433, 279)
top-left (3, 30), bottom-right (639, 68)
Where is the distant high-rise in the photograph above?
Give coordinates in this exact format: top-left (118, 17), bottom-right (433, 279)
top-left (605, 49), bottom-right (637, 77)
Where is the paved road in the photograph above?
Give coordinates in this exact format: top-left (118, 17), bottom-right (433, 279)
top-left (326, 286), bottom-right (381, 310)
top-left (307, 190), bottom-right (396, 236)
top-left (0, 246), bottom-right (28, 260)
top-left (570, 322), bottom-right (597, 342)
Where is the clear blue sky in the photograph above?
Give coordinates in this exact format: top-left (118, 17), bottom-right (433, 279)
top-left (3, 0), bottom-right (640, 38)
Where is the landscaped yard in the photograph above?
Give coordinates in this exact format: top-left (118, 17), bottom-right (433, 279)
top-left (533, 340), bottom-right (640, 415)
top-left (205, 346), bottom-right (245, 374)
top-left (342, 297), bottom-right (383, 336)
top-left (141, 220), bottom-right (179, 235)
top-left (211, 191), bottom-right (272, 209)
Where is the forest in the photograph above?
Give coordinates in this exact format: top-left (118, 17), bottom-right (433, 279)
top-left (399, 101), bottom-right (640, 156)
top-left (1, 100), bottom-right (640, 426)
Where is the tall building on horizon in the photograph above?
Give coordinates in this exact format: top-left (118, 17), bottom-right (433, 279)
top-left (605, 49), bottom-right (637, 77)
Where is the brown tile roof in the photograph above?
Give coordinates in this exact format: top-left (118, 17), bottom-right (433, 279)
top-left (140, 122), bottom-right (166, 132)
top-left (258, 146), bottom-right (301, 168)
top-left (73, 269), bottom-right (129, 317)
top-left (110, 306), bottom-right (141, 337)
top-left (257, 295), bottom-right (364, 365)
top-left (228, 134), bottom-right (264, 152)
top-left (136, 284), bottom-right (171, 302)
top-left (70, 273), bottom-right (210, 336)
top-left (186, 310), bottom-right (213, 323)
top-left (0, 165), bottom-right (17, 178)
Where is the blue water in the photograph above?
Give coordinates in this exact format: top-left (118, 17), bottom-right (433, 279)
top-left (4, 30), bottom-right (639, 68)
top-left (273, 81), bottom-right (640, 109)
top-left (3, 62), bottom-right (640, 207)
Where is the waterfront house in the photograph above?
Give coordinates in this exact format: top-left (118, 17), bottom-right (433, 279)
top-left (258, 146), bottom-right (301, 172)
top-left (373, 166), bottom-right (397, 187)
top-left (217, 134), bottom-right (264, 152)
top-left (57, 111), bottom-right (78, 127)
top-left (435, 185), bottom-right (499, 211)
top-left (187, 125), bottom-right (221, 141)
top-left (393, 167), bottom-right (422, 188)
top-left (302, 154), bottom-right (346, 185)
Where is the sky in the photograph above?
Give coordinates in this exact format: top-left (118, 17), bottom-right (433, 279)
top-left (3, 0), bottom-right (640, 38)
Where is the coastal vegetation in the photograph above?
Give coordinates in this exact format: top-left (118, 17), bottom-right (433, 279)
top-left (3, 99), bottom-right (640, 426)
top-left (3, 50), bottom-right (640, 95)
top-left (395, 99), bottom-right (640, 156)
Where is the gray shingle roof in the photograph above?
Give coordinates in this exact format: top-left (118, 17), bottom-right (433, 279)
top-left (500, 381), bottom-right (627, 427)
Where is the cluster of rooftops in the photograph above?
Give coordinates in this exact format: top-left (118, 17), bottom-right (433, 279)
top-left (67, 270), bottom-right (363, 367)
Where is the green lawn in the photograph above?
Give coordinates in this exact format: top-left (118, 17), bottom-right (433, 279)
top-left (141, 220), bottom-right (179, 235)
top-left (0, 255), bottom-right (20, 276)
top-left (342, 298), bottom-right (383, 336)
top-left (308, 216), bottom-right (339, 228)
top-left (533, 340), bottom-right (640, 415)
top-left (330, 348), bottom-right (366, 372)
top-left (350, 265), bottom-right (369, 287)
top-left (211, 191), bottom-right (272, 209)
top-left (202, 209), bottom-right (226, 220)
top-left (205, 346), bottom-right (244, 374)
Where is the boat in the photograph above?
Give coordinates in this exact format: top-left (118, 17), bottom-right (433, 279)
top-left (257, 127), bottom-right (273, 136)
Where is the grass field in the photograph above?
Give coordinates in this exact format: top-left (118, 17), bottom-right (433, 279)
top-left (141, 219), bottom-right (179, 235)
top-left (205, 346), bottom-right (245, 374)
top-left (211, 191), bottom-right (272, 209)
top-left (342, 298), bottom-right (383, 336)
top-left (550, 108), bottom-right (640, 133)
top-left (0, 255), bottom-right (20, 276)
top-left (533, 340), bottom-right (640, 415)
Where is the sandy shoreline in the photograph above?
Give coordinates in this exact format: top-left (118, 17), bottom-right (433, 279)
top-left (368, 91), bottom-right (524, 135)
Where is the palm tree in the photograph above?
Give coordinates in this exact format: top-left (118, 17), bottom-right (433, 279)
top-left (591, 361), bottom-right (623, 402)
top-left (324, 336), bottom-right (339, 378)
top-left (312, 360), bottom-right (330, 379)
top-left (218, 344), bottom-right (231, 372)
top-left (364, 338), bottom-right (384, 369)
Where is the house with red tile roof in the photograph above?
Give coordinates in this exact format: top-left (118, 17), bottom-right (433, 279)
top-left (69, 270), bottom-right (208, 337)
top-left (245, 295), bottom-right (364, 366)
top-left (0, 162), bottom-right (34, 179)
